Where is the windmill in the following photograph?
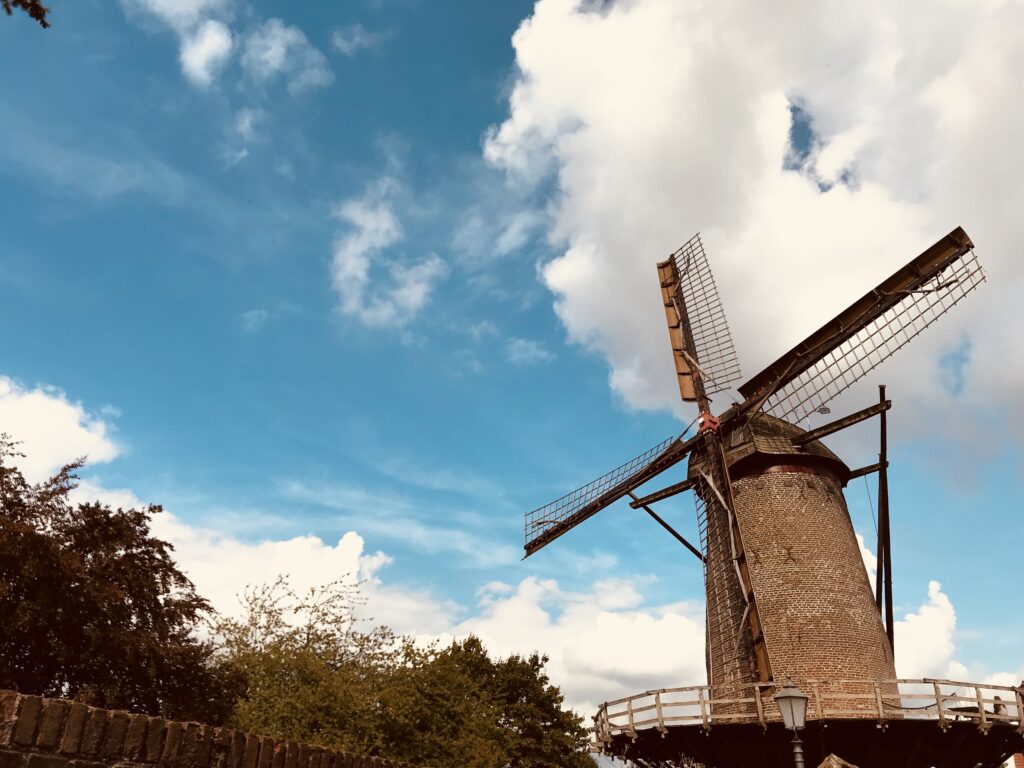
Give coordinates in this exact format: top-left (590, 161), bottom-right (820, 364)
top-left (523, 228), bottom-right (1023, 767)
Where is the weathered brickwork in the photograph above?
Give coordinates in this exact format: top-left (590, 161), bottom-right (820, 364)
top-left (696, 413), bottom-right (897, 719)
top-left (0, 691), bottom-right (418, 768)
top-left (733, 469), bottom-right (896, 688)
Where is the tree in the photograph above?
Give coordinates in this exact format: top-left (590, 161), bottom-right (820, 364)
top-left (0, 435), bottom-right (238, 722)
top-left (1, 0), bottom-right (49, 28)
top-left (216, 579), bottom-right (593, 768)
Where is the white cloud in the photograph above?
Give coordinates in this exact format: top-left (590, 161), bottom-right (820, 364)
top-left (121, 0), bottom-right (234, 87)
top-left (240, 308), bottom-right (269, 333)
top-left (331, 23), bottom-right (385, 57)
top-left (330, 181), bottom-right (447, 329)
top-left (234, 107), bottom-right (266, 143)
top-left (242, 18), bottom-right (334, 95)
top-left (282, 479), bottom-right (519, 569)
top-left (0, 376), bottom-right (120, 482)
top-left (180, 20), bottom-right (233, 88)
top-left (485, 0), bottom-right (1024, 449)
top-left (120, 0), bottom-right (228, 33)
top-left (62, 476), bottom-right (461, 634)
top-left (893, 580), bottom-right (961, 679)
top-left (442, 576), bottom-right (706, 714)
top-left (504, 337), bottom-right (555, 366)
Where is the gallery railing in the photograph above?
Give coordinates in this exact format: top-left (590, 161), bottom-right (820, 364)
top-left (593, 679), bottom-right (1024, 744)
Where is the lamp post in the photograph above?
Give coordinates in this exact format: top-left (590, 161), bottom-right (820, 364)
top-left (775, 679), bottom-right (809, 768)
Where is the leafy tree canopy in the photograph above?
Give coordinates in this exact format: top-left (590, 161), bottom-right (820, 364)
top-left (0, 435), bottom-right (238, 721)
top-left (216, 579), bottom-right (594, 768)
top-left (2, 0), bottom-right (49, 28)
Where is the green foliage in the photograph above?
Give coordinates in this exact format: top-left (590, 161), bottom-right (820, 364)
top-left (1, 0), bottom-right (49, 28)
top-left (0, 435), bottom-right (239, 721)
top-left (216, 579), bottom-right (593, 768)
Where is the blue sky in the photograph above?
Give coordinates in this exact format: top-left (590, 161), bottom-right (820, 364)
top-left (2, 0), bottom-right (1022, 713)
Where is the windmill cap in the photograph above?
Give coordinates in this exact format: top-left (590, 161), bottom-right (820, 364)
top-left (689, 411), bottom-right (851, 485)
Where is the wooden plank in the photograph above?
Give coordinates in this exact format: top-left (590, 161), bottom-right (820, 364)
top-left (738, 227), bottom-right (974, 401)
top-left (793, 400), bottom-right (891, 445)
top-left (629, 479), bottom-right (695, 507)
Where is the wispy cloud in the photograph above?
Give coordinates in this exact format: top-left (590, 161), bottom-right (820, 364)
top-left (241, 18), bottom-right (334, 95)
top-left (330, 179), bottom-right (447, 329)
top-left (331, 23), bottom-right (387, 57)
top-left (504, 337), bottom-right (554, 366)
top-left (234, 107), bottom-right (266, 143)
top-left (239, 308), bottom-right (269, 333)
top-left (0, 109), bottom-right (186, 203)
top-left (282, 479), bottom-right (519, 568)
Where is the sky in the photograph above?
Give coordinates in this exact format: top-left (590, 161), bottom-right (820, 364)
top-left (1, 0), bottom-right (1022, 721)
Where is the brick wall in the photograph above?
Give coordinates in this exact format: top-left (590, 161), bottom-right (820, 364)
top-left (0, 691), bottom-right (418, 768)
top-left (1013, 752), bottom-right (1023, 768)
top-left (733, 469), bottom-right (897, 689)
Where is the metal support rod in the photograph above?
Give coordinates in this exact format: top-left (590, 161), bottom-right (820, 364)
top-left (793, 399), bottom-right (892, 445)
top-left (628, 479), bottom-right (695, 508)
top-left (628, 492), bottom-right (704, 563)
top-left (879, 384), bottom-right (895, 656)
top-left (790, 731), bottom-right (806, 768)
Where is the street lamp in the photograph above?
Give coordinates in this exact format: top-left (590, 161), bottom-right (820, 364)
top-left (775, 679), bottom-right (809, 768)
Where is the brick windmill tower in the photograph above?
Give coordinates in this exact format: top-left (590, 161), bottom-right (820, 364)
top-left (523, 229), bottom-right (1023, 767)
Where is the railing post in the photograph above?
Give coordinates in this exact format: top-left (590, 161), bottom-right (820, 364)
top-left (1015, 687), bottom-right (1024, 734)
top-left (874, 682), bottom-right (885, 725)
top-left (655, 691), bottom-right (666, 734)
top-left (934, 683), bottom-right (947, 730)
top-left (698, 687), bottom-right (709, 730)
top-left (754, 684), bottom-right (766, 729)
top-left (627, 697), bottom-right (636, 738)
top-left (975, 686), bottom-right (988, 731)
top-left (812, 682), bottom-right (824, 721)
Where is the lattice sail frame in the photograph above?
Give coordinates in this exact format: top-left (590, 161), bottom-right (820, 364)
top-left (762, 250), bottom-right (985, 423)
top-left (524, 436), bottom-right (676, 552)
top-left (665, 234), bottom-right (743, 396)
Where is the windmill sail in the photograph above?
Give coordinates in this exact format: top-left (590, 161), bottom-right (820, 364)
top-left (524, 434), bottom-right (699, 557)
top-left (738, 227), bottom-right (984, 423)
top-left (658, 234), bottom-right (743, 401)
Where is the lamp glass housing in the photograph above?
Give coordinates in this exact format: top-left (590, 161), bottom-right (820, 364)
top-left (774, 680), bottom-right (809, 731)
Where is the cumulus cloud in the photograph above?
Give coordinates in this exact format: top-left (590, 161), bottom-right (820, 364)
top-left (331, 23), bottom-right (386, 57)
top-left (330, 181), bottom-right (447, 329)
top-left (504, 337), bottom-right (555, 366)
top-left (0, 376), bottom-right (120, 482)
top-left (242, 18), bottom-right (334, 95)
top-left (121, 0), bottom-right (234, 87)
top-left (120, 0), bottom-right (228, 33)
top-left (893, 579), bottom-right (962, 679)
top-left (180, 20), bottom-right (233, 88)
top-left (485, 0), bottom-right (1024, 449)
top-left (442, 576), bottom-right (706, 714)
